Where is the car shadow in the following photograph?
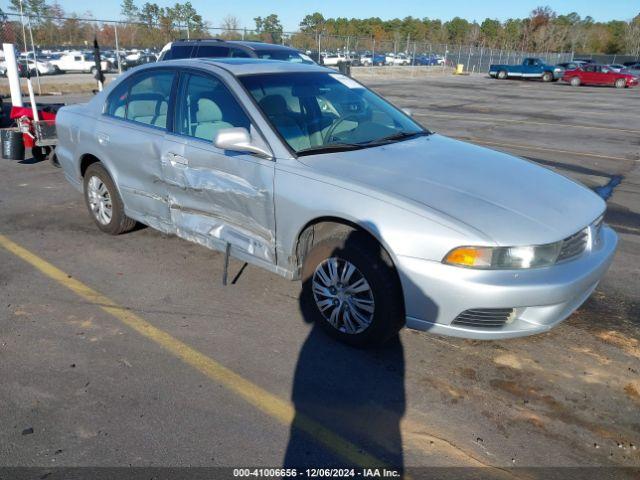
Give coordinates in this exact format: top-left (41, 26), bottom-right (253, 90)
top-left (283, 228), bottom-right (437, 472)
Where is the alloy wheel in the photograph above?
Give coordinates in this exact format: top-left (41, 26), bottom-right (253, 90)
top-left (312, 257), bottom-right (375, 334)
top-left (87, 175), bottom-right (113, 225)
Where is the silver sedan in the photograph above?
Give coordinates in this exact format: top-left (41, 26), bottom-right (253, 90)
top-left (54, 59), bottom-right (617, 346)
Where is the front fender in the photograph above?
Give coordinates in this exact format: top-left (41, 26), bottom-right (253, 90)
top-left (274, 162), bottom-right (489, 277)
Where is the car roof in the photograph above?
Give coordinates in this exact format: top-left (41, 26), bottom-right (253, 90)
top-left (171, 39), bottom-right (300, 52)
top-left (163, 57), bottom-right (332, 76)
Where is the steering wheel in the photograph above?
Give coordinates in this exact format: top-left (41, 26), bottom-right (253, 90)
top-left (323, 114), bottom-right (361, 144)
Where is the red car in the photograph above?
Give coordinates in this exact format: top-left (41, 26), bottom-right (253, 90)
top-left (562, 64), bottom-right (638, 88)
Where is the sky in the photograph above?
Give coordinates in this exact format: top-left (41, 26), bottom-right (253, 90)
top-left (10, 0), bottom-right (639, 31)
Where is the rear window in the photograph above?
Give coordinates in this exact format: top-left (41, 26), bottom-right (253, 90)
top-left (256, 49), bottom-right (314, 64)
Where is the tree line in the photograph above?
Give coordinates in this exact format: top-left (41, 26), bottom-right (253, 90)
top-left (1, 1), bottom-right (638, 55)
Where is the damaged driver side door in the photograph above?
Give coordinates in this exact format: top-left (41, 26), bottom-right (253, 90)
top-left (160, 71), bottom-right (277, 267)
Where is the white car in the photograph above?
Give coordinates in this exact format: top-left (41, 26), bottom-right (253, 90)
top-left (50, 52), bottom-right (110, 74)
top-left (321, 53), bottom-right (347, 66)
top-left (26, 58), bottom-right (56, 75)
top-left (385, 53), bottom-right (410, 66)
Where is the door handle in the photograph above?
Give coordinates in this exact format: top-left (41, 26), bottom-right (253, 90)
top-left (97, 132), bottom-right (109, 145)
top-left (168, 152), bottom-right (188, 166)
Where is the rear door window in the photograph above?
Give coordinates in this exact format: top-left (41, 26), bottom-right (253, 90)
top-left (126, 71), bottom-right (175, 128)
top-left (168, 45), bottom-right (194, 60)
top-left (104, 70), bottom-right (175, 129)
top-left (195, 45), bottom-right (231, 58)
top-left (230, 48), bottom-right (252, 58)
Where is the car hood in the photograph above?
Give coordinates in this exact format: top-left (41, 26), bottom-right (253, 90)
top-left (298, 134), bottom-right (605, 246)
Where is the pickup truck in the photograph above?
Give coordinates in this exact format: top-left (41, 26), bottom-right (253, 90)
top-left (49, 52), bottom-right (111, 74)
top-left (489, 57), bottom-right (562, 82)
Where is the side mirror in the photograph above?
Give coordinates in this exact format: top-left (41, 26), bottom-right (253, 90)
top-left (402, 108), bottom-right (413, 117)
top-left (213, 127), bottom-right (272, 159)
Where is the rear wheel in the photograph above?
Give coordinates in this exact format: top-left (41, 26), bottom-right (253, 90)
top-left (570, 76), bottom-right (581, 87)
top-left (497, 70), bottom-right (508, 79)
top-left (31, 146), bottom-right (50, 162)
top-left (542, 71), bottom-right (553, 82)
top-left (301, 230), bottom-right (404, 347)
top-left (83, 163), bottom-right (136, 235)
top-left (48, 148), bottom-right (60, 168)
top-left (614, 78), bottom-right (626, 88)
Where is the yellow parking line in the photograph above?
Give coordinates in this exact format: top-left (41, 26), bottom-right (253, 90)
top-left (0, 233), bottom-right (384, 468)
top-left (414, 112), bottom-right (640, 135)
top-left (455, 137), bottom-right (634, 162)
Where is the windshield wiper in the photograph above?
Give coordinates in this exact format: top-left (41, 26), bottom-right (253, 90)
top-left (364, 130), bottom-right (431, 146)
top-left (297, 143), bottom-right (366, 156)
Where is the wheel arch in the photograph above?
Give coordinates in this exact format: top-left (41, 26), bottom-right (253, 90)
top-left (79, 153), bottom-right (101, 178)
top-left (293, 216), bottom-right (402, 287)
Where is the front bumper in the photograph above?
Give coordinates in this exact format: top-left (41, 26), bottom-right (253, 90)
top-left (397, 225), bottom-right (618, 339)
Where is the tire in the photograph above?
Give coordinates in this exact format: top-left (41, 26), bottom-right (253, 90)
top-left (614, 78), bottom-right (626, 88)
top-left (300, 229), bottom-right (404, 347)
top-left (542, 71), bottom-right (553, 82)
top-left (90, 66), bottom-right (97, 76)
top-left (48, 148), bottom-right (60, 168)
top-left (497, 70), bottom-right (508, 79)
top-left (31, 146), bottom-right (50, 162)
top-left (570, 76), bottom-right (581, 87)
top-left (83, 163), bottom-right (136, 235)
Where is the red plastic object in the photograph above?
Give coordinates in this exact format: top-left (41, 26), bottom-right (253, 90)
top-left (10, 106), bottom-right (56, 121)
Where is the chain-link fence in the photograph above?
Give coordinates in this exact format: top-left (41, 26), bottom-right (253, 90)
top-left (3, 11), bottom-right (634, 81)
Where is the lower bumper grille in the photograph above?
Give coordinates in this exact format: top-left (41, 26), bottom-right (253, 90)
top-left (452, 308), bottom-right (515, 328)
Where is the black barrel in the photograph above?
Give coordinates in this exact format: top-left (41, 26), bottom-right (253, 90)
top-left (1, 129), bottom-right (25, 160)
top-left (337, 61), bottom-right (352, 76)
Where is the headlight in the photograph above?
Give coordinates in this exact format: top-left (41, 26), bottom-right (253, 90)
top-left (443, 242), bottom-right (562, 269)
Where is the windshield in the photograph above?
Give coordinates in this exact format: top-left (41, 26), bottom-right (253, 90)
top-left (240, 72), bottom-right (427, 154)
top-left (256, 50), bottom-right (314, 64)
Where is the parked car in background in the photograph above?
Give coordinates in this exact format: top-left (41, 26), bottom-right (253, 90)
top-left (562, 64), bottom-right (638, 88)
top-left (623, 63), bottom-right (640, 76)
top-left (414, 54), bottom-right (441, 66)
top-left (385, 53), bottom-right (410, 65)
top-left (159, 39), bottom-right (315, 65)
top-left (121, 53), bottom-right (157, 71)
top-left (360, 53), bottom-right (386, 66)
top-left (50, 52), bottom-right (111, 74)
top-left (0, 59), bottom-right (28, 77)
top-left (490, 57), bottom-right (562, 82)
top-left (321, 53), bottom-right (347, 66)
top-left (54, 58), bottom-right (617, 346)
top-left (606, 64), bottom-right (628, 73)
top-left (24, 57), bottom-right (57, 75)
top-left (556, 61), bottom-right (587, 71)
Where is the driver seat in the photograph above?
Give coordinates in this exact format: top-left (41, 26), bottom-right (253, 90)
top-left (258, 95), bottom-right (310, 151)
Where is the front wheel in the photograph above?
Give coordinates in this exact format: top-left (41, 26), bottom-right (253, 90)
top-left (542, 71), bottom-right (553, 82)
top-left (614, 78), bottom-right (626, 88)
top-left (570, 76), bottom-right (581, 87)
top-left (301, 231), bottom-right (404, 347)
top-left (83, 163), bottom-right (137, 235)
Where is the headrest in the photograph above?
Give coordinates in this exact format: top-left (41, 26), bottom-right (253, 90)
top-left (128, 99), bottom-right (158, 118)
top-left (196, 98), bottom-right (223, 123)
top-left (259, 95), bottom-right (288, 116)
